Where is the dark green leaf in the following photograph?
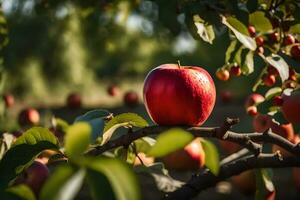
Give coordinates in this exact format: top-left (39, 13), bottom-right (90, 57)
top-left (289, 23), bottom-right (300, 34)
top-left (0, 127), bottom-right (59, 189)
top-left (40, 165), bottom-right (84, 200)
top-left (222, 16), bottom-right (256, 50)
top-left (249, 11), bottom-right (272, 32)
top-left (242, 50), bottom-right (254, 75)
top-left (147, 128), bottom-right (193, 157)
top-left (102, 113), bottom-right (148, 145)
top-left (225, 40), bottom-right (238, 63)
top-left (193, 15), bottom-right (215, 44)
top-left (114, 145), bottom-right (136, 164)
top-left (201, 139), bottom-right (220, 175)
top-left (65, 122), bottom-right (91, 159)
top-left (85, 157), bottom-right (141, 200)
top-left (52, 118), bottom-right (69, 133)
top-left (75, 109), bottom-right (111, 122)
top-left (0, 133), bottom-right (15, 159)
top-left (264, 87), bottom-right (282, 100)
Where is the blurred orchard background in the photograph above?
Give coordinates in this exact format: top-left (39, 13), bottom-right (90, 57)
top-left (0, 0), bottom-right (260, 132)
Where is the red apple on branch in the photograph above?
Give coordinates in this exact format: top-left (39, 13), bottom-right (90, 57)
top-left (282, 90), bottom-right (300, 123)
top-left (143, 63), bottom-right (216, 126)
top-left (161, 138), bottom-right (205, 170)
top-left (18, 108), bottom-right (40, 127)
top-left (66, 92), bottom-right (82, 109)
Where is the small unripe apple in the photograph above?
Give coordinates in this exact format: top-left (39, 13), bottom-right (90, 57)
top-left (15, 161), bottom-right (49, 196)
top-left (3, 93), bottom-right (14, 108)
top-left (269, 32), bottom-right (279, 43)
top-left (272, 96), bottom-right (283, 106)
top-left (247, 26), bottom-right (256, 37)
top-left (255, 36), bottom-right (264, 46)
top-left (161, 138), bottom-right (205, 170)
top-left (245, 93), bottom-right (265, 108)
top-left (282, 90), bottom-right (300, 123)
top-left (231, 170), bottom-right (256, 194)
top-left (216, 68), bottom-right (230, 81)
top-left (247, 106), bottom-right (258, 116)
top-left (284, 35), bottom-right (295, 46)
top-left (66, 92), bottom-right (82, 109)
top-left (230, 66), bottom-right (242, 76)
top-left (124, 91), bottom-right (139, 107)
top-left (220, 90), bottom-right (233, 104)
top-left (291, 45), bottom-right (300, 59)
top-left (263, 74), bottom-right (276, 87)
top-left (107, 84), bottom-right (120, 96)
top-left (18, 108), bottom-right (40, 127)
top-left (143, 63), bottom-right (216, 126)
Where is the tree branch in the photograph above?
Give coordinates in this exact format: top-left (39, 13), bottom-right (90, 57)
top-left (164, 154), bottom-right (300, 200)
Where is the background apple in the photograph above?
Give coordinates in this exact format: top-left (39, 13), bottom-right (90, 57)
top-left (161, 138), bottom-right (205, 170)
top-left (245, 93), bottom-right (265, 108)
top-left (143, 63), bottom-right (216, 126)
top-left (18, 108), bottom-right (40, 127)
top-left (282, 90), bottom-right (300, 123)
top-left (66, 92), bottom-right (82, 109)
top-left (293, 166), bottom-right (300, 190)
top-left (124, 91), bottom-right (139, 107)
top-left (220, 90), bottom-right (233, 104)
top-left (15, 161), bottom-right (49, 196)
top-left (219, 140), bottom-right (241, 155)
top-left (3, 93), bottom-right (14, 108)
top-left (231, 170), bottom-right (256, 194)
top-left (107, 84), bottom-right (120, 96)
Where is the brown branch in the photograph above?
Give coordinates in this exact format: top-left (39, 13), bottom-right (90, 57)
top-left (164, 153), bottom-right (300, 200)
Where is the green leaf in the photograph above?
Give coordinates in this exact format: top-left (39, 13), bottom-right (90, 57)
top-left (0, 133), bottom-right (15, 159)
top-left (201, 139), bottom-right (220, 175)
top-left (222, 16), bottom-right (256, 50)
top-left (255, 169), bottom-right (275, 200)
top-left (249, 11), bottom-right (272, 32)
top-left (225, 40), bottom-right (238, 63)
top-left (65, 122), bottom-right (91, 158)
top-left (242, 50), bottom-right (254, 75)
top-left (6, 184), bottom-right (36, 200)
top-left (289, 23), bottom-right (300, 34)
top-left (114, 145), bottom-right (136, 164)
top-left (264, 87), bottom-right (282, 100)
top-left (75, 109), bottom-right (111, 142)
top-left (40, 165), bottom-right (85, 200)
top-left (147, 128), bottom-right (193, 157)
top-left (102, 113), bottom-right (148, 145)
top-left (52, 118), bottom-right (69, 133)
top-left (193, 15), bottom-right (215, 44)
top-left (234, 45), bottom-right (244, 65)
top-left (85, 157), bottom-right (141, 200)
top-left (0, 127), bottom-right (59, 189)
top-left (264, 54), bottom-right (289, 82)
top-left (134, 137), bottom-right (156, 153)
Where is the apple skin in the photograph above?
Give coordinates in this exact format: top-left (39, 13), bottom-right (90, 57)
top-left (219, 140), bottom-right (241, 155)
top-left (284, 35), bottom-right (295, 46)
top-left (18, 108), bottom-right (40, 127)
top-left (16, 161), bottom-right (49, 196)
top-left (248, 26), bottom-right (256, 37)
top-left (133, 152), bottom-right (154, 166)
top-left (216, 68), bottom-right (230, 81)
top-left (282, 90), bottom-right (300, 123)
top-left (255, 36), bottom-right (264, 46)
top-left (245, 93), bottom-right (265, 108)
top-left (66, 93), bottom-right (82, 109)
top-left (291, 45), bottom-right (300, 59)
top-left (143, 64), bottom-right (216, 126)
top-left (231, 170), bottom-right (256, 194)
top-left (220, 90), bottom-right (233, 104)
top-left (107, 85), bottom-right (120, 96)
top-left (3, 93), bottom-right (14, 108)
top-left (161, 138), bottom-right (205, 170)
top-left (124, 91), bottom-right (139, 107)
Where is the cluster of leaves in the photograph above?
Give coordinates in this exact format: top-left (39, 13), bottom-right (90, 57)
top-left (0, 109), bottom-right (222, 200)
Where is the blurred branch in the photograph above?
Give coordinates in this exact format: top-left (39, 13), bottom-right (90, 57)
top-left (164, 153), bottom-right (300, 200)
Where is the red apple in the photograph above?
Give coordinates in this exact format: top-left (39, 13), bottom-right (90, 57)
top-left (18, 108), bottom-right (40, 127)
top-left (161, 138), bottom-right (205, 170)
top-left (291, 45), bottom-right (300, 59)
top-left (284, 35), bottom-right (295, 46)
top-left (245, 93), bottom-right (265, 108)
top-left (231, 170), bottom-right (256, 194)
top-left (124, 91), bottom-right (139, 107)
top-left (248, 26), bottom-right (256, 37)
top-left (253, 114), bottom-right (272, 133)
top-left (269, 32), bottom-right (279, 43)
top-left (255, 36), bottom-right (264, 46)
top-left (230, 66), bottom-right (242, 76)
top-left (66, 92), bottom-right (82, 109)
top-left (3, 93), bottom-right (14, 108)
top-left (16, 161), bottom-right (49, 196)
top-left (143, 64), bottom-right (216, 126)
top-left (216, 68), bottom-right (230, 81)
top-left (282, 90), bottom-right (300, 123)
top-left (267, 66), bottom-right (279, 77)
top-left (270, 122), bottom-right (294, 140)
top-left (263, 74), bottom-right (276, 87)
top-left (220, 90), bottom-right (233, 104)
top-left (107, 84), bottom-right (120, 96)
top-left (272, 96), bottom-right (283, 106)
top-left (247, 106), bottom-right (258, 116)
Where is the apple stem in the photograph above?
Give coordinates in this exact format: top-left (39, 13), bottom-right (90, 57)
top-left (177, 60), bottom-right (182, 69)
